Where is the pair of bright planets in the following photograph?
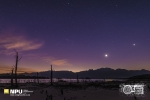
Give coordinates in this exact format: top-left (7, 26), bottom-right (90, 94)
top-left (104, 43), bottom-right (136, 58)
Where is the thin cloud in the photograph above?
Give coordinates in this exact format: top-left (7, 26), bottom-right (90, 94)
top-left (42, 57), bottom-right (72, 66)
top-left (51, 59), bottom-right (70, 66)
top-left (0, 33), bottom-right (43, 55)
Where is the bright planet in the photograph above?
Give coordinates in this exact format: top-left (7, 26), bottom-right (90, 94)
top-left (105, 54), bottom-right (108, 57)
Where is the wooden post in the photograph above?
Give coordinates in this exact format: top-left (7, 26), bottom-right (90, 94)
top-left (50, 65), bottom-right (53, 85)
top-left (37, 72), bottom-right (39, 84)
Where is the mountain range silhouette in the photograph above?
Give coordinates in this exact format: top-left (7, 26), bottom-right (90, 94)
top-left (24, 68), bottom-right (150, 79)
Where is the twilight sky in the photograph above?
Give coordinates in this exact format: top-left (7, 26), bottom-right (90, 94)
top-left (0, 0), bottom-right (150, 73)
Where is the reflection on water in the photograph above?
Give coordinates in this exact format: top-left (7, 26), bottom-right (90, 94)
top-left (0, 78), bottom-right (126, 83)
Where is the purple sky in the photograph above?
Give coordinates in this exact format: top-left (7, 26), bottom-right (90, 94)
top-left (0, 0), bottom-right (150, 73)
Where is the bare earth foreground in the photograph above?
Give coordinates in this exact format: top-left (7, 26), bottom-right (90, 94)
top-left (0, 84), bottom-right (150, 100)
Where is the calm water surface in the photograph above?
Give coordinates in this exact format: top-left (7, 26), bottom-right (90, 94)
top-left (0, 79), bottom-right (126, 83)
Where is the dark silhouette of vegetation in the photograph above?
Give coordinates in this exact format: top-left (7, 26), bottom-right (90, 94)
top-left (46, 94), bottom-right (52, 100)
top-left (61, 88), bottom-right (63, 95)
top-left (46, 90), bottom-right (47, 95)
top-left (127, 74), bottom-right (150, 82)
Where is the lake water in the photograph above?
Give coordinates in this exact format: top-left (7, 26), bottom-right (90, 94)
top-left (0, 78), bottom-right (126, 83)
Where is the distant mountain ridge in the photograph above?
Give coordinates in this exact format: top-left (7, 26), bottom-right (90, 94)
top-left (23, 68), bottom-right (150, 79)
